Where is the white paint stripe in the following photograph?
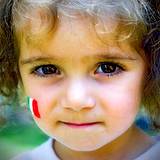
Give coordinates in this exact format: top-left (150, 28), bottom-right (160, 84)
top-left (29, 97), bottom-right (34, 115)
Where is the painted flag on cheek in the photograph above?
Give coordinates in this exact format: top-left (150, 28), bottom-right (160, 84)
top-left (27, 97), bottom-right (41, 118)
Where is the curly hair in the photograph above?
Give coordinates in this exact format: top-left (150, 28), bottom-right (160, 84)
top-left (142, 0), bottom-right (160, 129)
top-left (0, 0), bottom-right (159, 129)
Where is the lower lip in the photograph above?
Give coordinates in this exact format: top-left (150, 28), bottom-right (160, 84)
top-left (61, 122), bottom-right (101, 128)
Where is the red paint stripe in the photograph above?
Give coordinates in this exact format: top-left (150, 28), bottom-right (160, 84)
top-left (32, 99), bottom-right (41, 118)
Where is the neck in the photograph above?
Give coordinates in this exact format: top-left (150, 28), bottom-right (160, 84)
top-left (53, 126), bottom-right (154, 160)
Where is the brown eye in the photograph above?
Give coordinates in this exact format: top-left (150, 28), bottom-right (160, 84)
top-left (94, 62), bottom-right (124, 77)
top-left (33, 64), bottom-right (61, 77)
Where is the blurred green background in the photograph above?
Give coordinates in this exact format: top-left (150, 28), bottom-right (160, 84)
top-left (0, 99), bottom-right (48, 160)
top-left (0, 123), bottom-right (48, 159)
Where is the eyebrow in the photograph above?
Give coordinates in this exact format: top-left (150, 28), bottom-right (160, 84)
top-left (20, 57), bottom-right (60, 65)
top-left (86, 54), bottom-right (137, 61)
top-left (20, 53), bottom-right (137, 65)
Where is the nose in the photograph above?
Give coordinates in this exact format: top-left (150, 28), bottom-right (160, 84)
top-left (61, 78), bottom-right (96, 112)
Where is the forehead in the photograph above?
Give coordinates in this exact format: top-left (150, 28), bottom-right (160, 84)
top-left (13, 0), bottom-right (148, 59)
top-left (19, 11), bottom-right (145, 60)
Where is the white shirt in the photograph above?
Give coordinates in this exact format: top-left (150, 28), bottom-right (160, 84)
top-left (13, 139), bottom-right (60, 160)
top-left (135, 141), bottom-right (160, 160)
top-left (13, 139), bottom-right (160, 160)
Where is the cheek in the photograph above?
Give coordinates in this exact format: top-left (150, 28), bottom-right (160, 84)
top-left (25, 85), bottom-right (62, 119)
top-left (100, 72), bottom-right (143, 113)
top-left (98, 81), bottom-right (142, 129)
top-left (101, 91), bottom-right (140, 120)
top-left (101, 81), bottom-right (141, 107)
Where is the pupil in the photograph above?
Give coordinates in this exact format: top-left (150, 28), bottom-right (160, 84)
top-left (101, 64), bottom-right (115, 73)
top-left (42, 66), bottom-right (56, 74)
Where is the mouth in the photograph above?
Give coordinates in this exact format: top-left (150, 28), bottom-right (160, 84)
top-left (59, 121), bottom-right (102, 128)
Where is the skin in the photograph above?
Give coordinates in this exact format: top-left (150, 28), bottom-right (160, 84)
top-left (19, 13), bottom-right (154, 159)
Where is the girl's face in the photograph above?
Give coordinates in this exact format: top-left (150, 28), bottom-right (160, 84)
top-left (19, 14), bottom-right (146, 151)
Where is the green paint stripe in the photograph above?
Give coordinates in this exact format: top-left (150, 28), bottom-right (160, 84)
top-left (27, 96), bottom-right (30, 111)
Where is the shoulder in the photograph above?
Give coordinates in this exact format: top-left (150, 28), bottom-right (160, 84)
top-left (135, 140), bottom-right (160, 160)
top-left (12, 139), bottom-right (60, 160)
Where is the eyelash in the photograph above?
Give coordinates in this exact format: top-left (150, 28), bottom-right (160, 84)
top-left (31, 62), bottom-right (125, 78)
top-left (31, 64), bottom-right (61, 78)
top-left (94, 62), bottom-right (125, 77)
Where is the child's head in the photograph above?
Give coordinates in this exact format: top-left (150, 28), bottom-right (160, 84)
top-left (0, 0), bottom-right (159, 151)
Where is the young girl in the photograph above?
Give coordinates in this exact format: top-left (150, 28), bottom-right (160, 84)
top-left (0, 0), bottom-right (160, 159)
